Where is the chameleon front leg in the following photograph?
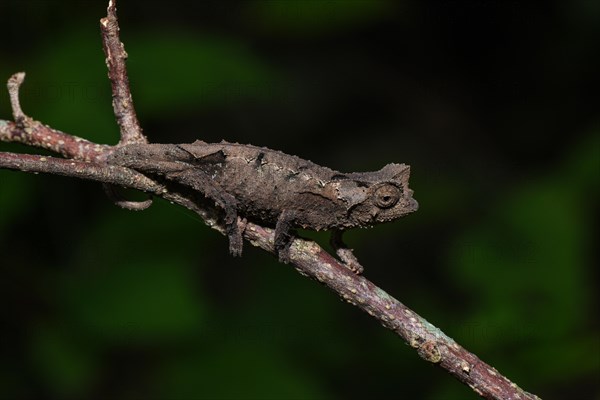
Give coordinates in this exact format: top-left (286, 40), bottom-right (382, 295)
top-left (275, 213), bottom-right (364, 273)
top-left (167, 168), bottom-right (244, 257)
top-left (274, 209), bottom-right (300, 263)
top-left (330, 229), bottom-right (364, 274)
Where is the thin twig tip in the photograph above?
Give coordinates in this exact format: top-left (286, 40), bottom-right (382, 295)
top-left (107, 0), bottom-right (116, 15)
top-left (7, 72), bottom-right (25, 88)
top-left (7, 72), bottom-right (27, 122)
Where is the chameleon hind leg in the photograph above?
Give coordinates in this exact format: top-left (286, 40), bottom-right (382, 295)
top-left (274, 209), bottom-right (302, 263)
top-left (167, 168), bottom-right (244, 257)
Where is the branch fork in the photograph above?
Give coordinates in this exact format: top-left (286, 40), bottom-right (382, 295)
top-left (0, 1), bottom-right (540, 399)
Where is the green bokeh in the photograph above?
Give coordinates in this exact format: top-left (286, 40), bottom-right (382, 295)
top-left (1, 1), bottom-right (598, 399)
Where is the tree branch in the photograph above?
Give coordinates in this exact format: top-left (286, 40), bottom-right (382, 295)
top-left (0, 151), bottom-right (159, 191)
top-left (99, 0), bottom-right (154, 210)
top-left (1, 76), bottom-right (110, 161)
top-left (99, 0), bottom-right (146, 146)
top-left (244, 224), bottom-right (540, 400)
top-left (0, 2), bottom-right (541, 399)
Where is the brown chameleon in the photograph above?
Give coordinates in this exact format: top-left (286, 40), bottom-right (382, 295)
top-left (108, 140), bottom-right (418, 273)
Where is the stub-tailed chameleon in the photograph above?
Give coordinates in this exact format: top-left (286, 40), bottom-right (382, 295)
top-left (108, 141), bottom-right (418, 273)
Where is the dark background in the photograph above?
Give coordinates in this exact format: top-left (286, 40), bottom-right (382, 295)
top-left (0, 1), bottom-right (598, 399)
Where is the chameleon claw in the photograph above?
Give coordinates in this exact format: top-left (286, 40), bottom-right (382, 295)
top-left (330, 229), bottom-right (364, 274)
top-left (277, 247), bottom-right (292, 264)
top-left (228, 217), bottom-right (248, 257)
top-left (228, 232), bottom-right (243, 257)
top-left (335, 247), bottom-right (364, 275)
top-left (237, 217), bottom-right (248, 234)
top-left (227, 229), bottom-right (244, 257)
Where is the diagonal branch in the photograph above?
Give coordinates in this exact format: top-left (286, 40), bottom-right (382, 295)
top-left (0, 2), bottom-right (542, 398)
top-left (244, 224), bottom-right (541, 400)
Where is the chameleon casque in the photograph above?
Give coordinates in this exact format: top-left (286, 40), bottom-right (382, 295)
top-left (108, 141), bottom-right (418, 273)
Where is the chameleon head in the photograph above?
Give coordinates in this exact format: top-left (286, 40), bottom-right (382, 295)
top-left (339, 163), bottom-right (418, 227)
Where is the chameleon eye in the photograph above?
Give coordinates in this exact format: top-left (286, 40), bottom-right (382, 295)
top-left (373, 184), bottom-right (401, 208)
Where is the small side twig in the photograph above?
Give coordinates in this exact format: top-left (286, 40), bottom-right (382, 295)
top-left (7, 72), bottom-right (27, 123)
top-left (100, 0), bottom-right (152, 209)
top-left (99, 0), bottom-right (146, 146)
top-left (2, 75), bottom-right (109, 161)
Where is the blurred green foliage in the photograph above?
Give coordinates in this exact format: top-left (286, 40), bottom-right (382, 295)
top-left (1, 1), bottom-right (598, 399)
top-left (128, 32), bottom-right (279, 115)
top-left (445, 131), bottom-right (599, 395)
top-left (244, 0), bottom-right (395, 35)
